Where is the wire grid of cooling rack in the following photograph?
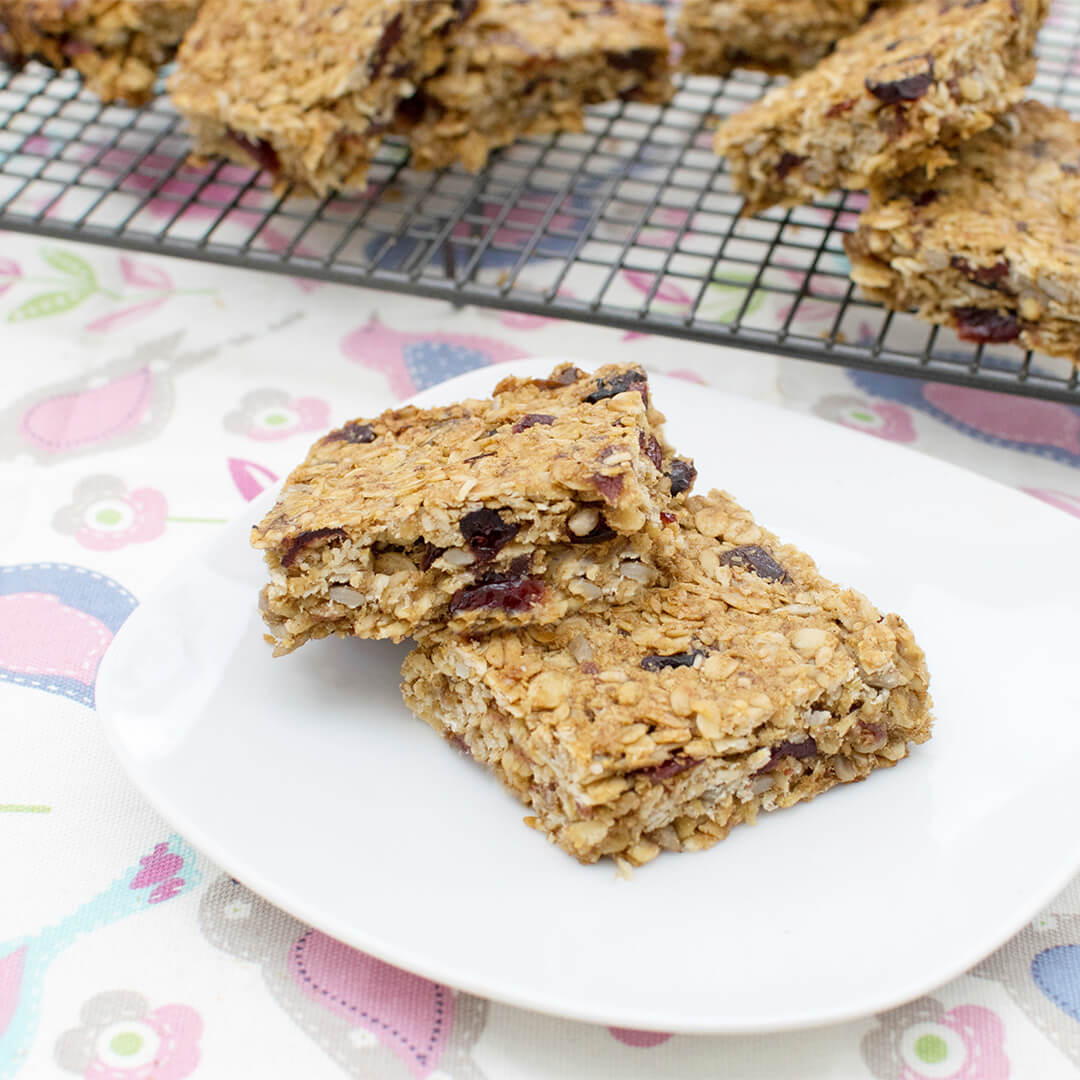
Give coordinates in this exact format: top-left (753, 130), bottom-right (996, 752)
top-left (1, 4), bottom-right (1079, 402)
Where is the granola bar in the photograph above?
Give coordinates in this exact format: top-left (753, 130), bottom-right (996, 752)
top-left (253, 364), bottom-right (696, 653)
top-left (677, 0), bottom-right (875, 78)
top-left (845, 102), bottom-right (1080, 364)
top-left (396, 0), bottom-right (672, 172)
top-left (713, 0), bottom-right (1046, 215)
top-left (0, 0), bottom-right (201, 103)
top-left (166, 0), bottom-right (475, 197)
top-left (402, 489), bottom-right (932, 868)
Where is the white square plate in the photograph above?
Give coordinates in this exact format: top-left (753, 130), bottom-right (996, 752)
top-left (97, 359), bottom-right (1080, 1033)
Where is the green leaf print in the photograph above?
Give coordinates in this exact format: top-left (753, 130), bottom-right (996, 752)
top-left (7, 289), bottom-right (92, 322)
top-left (41, 248), bottom-right (96, 289)
top-left (701, 274), bottom-right (767, 324)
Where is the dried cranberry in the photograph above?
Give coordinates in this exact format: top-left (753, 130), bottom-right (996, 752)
top-left (569, 519), bottom-right (617, 544)
top-left (531, 367), bottom-right (583, 390)
top-left (584, 369), bottom-right (649, 405)
top-left (640, 648), bottom-right (706, 672)
top-left (865, 53), bottom-right (934, 103)
top-left (418, 542), bottom-right (445, 571)
top-left (226, 131), bottom-right (280, 176)
top-left (667, 458), bottom-right (697, 496)
top-left (639, 754), bottom-right (700, 781)
top-left (876, 104), bottom-right (910, 139)
top-left (776, 152), bottom-right (805, 180)
top-left (447, 571), bottom-right (544, 615)
top-left (950, 256), bottom-right (1010, 288)
top-left (447, 734), bottom-right (473, 757)
top-left (952, 307), bottom-right (1021, 343)
top-left (512, 413), bottom-right (555, 433)
top-left (590, 473), bottom-right (624, 503)
top-left (718, 545), bottom-right (790, 582)
top-left (459, 508), bottom-right (518, 562)
top-left (660, 511), bottom-right (677, 525)
top-left (856, 720), bottom-right (887, 746)
top-left (607, 48), bottom-right (658, 72)
top-left (451, 0), bottom-right (478, 24)
top-left (581, 661), bottom-right (599, 674)
top-left (369, 12), bottom-right (403, 78)
top-left (280, 527), bottom-right (346, 568)
top-left (761, 737), bottom-right (818, 772)
top-left (61, 38), bottom-right (93, 56)
top-left (638, 430), bottom-right (663, 470)
top-left (825, 98), bottom-right (858, 118)
top-left (324, 420), bottom-right (375, 444)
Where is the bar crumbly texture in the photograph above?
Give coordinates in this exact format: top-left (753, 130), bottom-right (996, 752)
top-left (0, 0), bottom-right (201, 103)
top-left (166, 0), bottom-right (475, 197)
top-left (396, 0), bottom-right (672, 172)
top-left (677, 0), bottom-right (876, 78)
top-left (402, 489), bottom-right (932, 868)
top-left (845, 102), bottom-right (1080, 364)
top-left (713, 0), bottom-right (1046, 215)
top-left (253, 364), bottom-right (697, 652)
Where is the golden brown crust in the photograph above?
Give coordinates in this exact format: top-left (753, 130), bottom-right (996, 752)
top-left (397, 0), bottom-right (672, 172)
top-left (713, 0), bottom-right (1046, 215)
top-left (845, 101), bottom-right (1080, 363)
top-left (402, 489), bottom-right (933, 866)
top-left (253, 364), bottom-right (694, 649)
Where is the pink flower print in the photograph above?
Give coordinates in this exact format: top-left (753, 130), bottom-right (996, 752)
top-left (129, 842), bottom-right (186, 903)
top-left (813, 394), bottom-right (917, 443)
top-left (862, 997), bottom-right (1009, 1080)
top-left (228, 457), bottom-right (279, 502)
top-left (223, 388), bottom-right (332, 442)
top-left (55, 991), bottom-right (202, 1080)
top-left (340, 316), bottom-right (528, 398)
top-left (608, 1027), bottom-right (672, 1048)
top-left (622, 269), bottom-right (694, 313)
top-left (53, 475), bottom-right (167, 552)
top-left (667, 369), bottom-right (707, 385)
top-left (83, 257), bottom-right (173, 333)
top-left (1022, 487), bottom-right (1080, 518)
top-left (0, 257), bottom-right (20, 299)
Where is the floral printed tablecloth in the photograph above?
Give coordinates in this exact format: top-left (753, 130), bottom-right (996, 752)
top-left (2, 226), bottom-right (1079, 1080)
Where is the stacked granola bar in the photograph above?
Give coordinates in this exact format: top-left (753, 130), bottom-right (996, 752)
top-left (706, 0), bottom-right (1075, 359)
top-left (255, 365), bottom-right (933, 868)
top-left (714, 0), bottom-right (1047, 215)
top-left (844, 102), bottom-right (1080, 363)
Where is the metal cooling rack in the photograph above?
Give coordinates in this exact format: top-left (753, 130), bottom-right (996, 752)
top-left (1, 3), bottom-right (1079, 402)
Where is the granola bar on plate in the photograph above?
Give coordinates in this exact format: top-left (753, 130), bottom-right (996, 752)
top-left (253, 364), bottom-right (695, 652)
top-left (402, 489), bottom-right (932, 868)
